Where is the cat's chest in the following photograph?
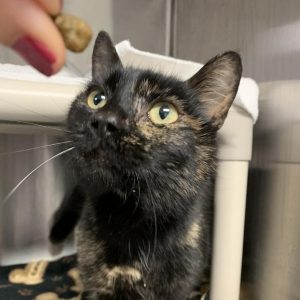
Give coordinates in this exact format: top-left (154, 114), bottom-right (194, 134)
top-left (80, 192), bottom-right (149, 246)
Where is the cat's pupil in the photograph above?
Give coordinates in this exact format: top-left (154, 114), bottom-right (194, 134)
top-left (93, 93), bottom-right (106, 105)
top-left (159, 105), bottom-right (170, 120)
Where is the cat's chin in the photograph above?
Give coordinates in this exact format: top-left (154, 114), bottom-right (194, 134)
top-left (75, 148), bottom-right (139, 179)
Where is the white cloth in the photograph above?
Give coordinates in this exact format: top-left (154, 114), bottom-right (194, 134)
top-left (0, 40), bottom-right (259, 122)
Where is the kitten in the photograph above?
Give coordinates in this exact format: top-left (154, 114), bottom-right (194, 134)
top-left (50, 31), bottom-right (242, 300)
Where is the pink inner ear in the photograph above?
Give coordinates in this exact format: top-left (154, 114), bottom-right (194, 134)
top-left (207, 93), bottom-right (235, 128)
top-left (186, 52), bottom-right (242, 129)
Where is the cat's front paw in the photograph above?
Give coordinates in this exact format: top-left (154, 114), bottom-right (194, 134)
top-left (47, 239), bottom-right (64, 256)
top-left (49, 214), bottom-right (65, 245)
top-left (48, 213), bottom-right (67, 255)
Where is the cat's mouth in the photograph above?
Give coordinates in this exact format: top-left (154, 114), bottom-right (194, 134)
top-left (72, 134), bottom-right (145, 170)
top-left (68, 125), bottom-right (149, 174)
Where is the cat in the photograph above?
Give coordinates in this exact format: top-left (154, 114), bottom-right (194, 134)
top-left (49, 31), bottom-right (242, 300)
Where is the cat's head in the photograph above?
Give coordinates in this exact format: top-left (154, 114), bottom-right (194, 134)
top-left (67, 31), bottom-right (242, 191)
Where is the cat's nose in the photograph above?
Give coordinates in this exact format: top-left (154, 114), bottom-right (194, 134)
top-left (90, 114), bottom-right (125, 136)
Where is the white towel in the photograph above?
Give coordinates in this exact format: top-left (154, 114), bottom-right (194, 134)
top-left (0, 40), bottom-right (259, 123)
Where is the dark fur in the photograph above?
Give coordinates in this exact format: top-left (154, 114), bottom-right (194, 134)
top-left (50, 31), bottom-right (242, 300)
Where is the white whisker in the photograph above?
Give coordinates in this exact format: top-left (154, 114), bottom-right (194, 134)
top-left (139, 240), bottom-right (151, 272)
top-left (0, 141), bottom-right (72, 156)
top-left (132, 172), bottom-right (141, 214)
top-left (0, 147), bottom-right (74, 208)
top-left (128, 239), bottom-right (132, 259)
top-left (65, 60), bottom-right (85, 76)
top-left (152, 197), bottom-right (158, 257)
top-left (9, 120), bottom-right (71, 133)
top-left (144, 176), bottom-right (158, 257)
top-left (0, 97), bottom-right (60, 122)
top-left (146, 239), bottom-right (151, 265)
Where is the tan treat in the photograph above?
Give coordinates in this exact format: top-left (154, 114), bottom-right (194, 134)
top-left (9, 268), bottom-right (27, 284)
top-left (54, 13), bottom-right (92, 52)
top-left (35, 292), bottom-right (60, 300)
top-left (68, 268), bottom-right (84, 293)
top-left (9, 261), bottom-right (48, 285)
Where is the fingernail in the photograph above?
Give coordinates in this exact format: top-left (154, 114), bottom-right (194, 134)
top-left (12, 36), bottom-right (56, 76)
top-left (60, 0), bottom-right (63, 10)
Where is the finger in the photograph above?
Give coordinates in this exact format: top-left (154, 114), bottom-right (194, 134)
top-left (34, 0), bottom-right (62, 16)
top-left (0, 0), bottom-right (65, 76)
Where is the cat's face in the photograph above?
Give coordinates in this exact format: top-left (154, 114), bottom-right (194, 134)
top-left (69, 69), bottom-right (205, 176)
top-left (67, 31), bottom-right (242, 189)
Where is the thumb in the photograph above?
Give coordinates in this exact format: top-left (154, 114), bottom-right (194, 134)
top-left (0, 0), bottom-right (65, 76)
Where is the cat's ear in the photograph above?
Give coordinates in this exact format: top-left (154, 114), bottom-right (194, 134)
top-left (92, 31), bottom-right (123, 80)
top-left (186, 52), bottom-right (242, 129)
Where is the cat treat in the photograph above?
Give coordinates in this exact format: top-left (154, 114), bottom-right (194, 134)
top-left (54, 13), bottom-right (92, 52)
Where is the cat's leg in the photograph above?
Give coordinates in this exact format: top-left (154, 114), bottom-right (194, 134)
top-left (154, 259), bottom-right (204, 300)
top-left (49, 185), bottom-right (86, 244)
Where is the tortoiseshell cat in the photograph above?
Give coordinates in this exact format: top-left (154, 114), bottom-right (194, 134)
top-left (50, 31), bottom-right (242, 300)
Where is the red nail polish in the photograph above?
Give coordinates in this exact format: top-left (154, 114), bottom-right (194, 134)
top-left (12, 36), bottom-right (56, 76)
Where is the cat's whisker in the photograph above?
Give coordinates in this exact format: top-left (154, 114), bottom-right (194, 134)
top-left (144, 176), bottom-right (158, 257)
top-left (0, 97), bottom-right (69, 123)
top-left (146, 240), bottom-right (151, 266)
top-left (128, 239), bottom-right (132, 259)
top-left (137, 289), bottom-right (148, 300)
top-left (132, 172), bottom-right (141, 214)
top-left (132, 172), bottom-right (136, 190)
top-left (0, 147), bottom-right (74, 208)
top-left (65, 60), bottom-right (85, 76)
top-left (152, 198), bottom-right (158, 258)
top-left (0, 141), bottom-right (73, 156)
top-left (8, 120), bottom-right (71, 133)
top-left (139, 240), bottom-right (151, 272)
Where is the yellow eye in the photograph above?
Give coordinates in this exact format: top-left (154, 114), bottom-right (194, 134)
top-left (87, 90), bottom-right (107, 109)
top-left (148, 102), bottom-right (178, 124)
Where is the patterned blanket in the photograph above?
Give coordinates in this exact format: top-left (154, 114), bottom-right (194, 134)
top-left (0, 255), bottom-right (208, 300)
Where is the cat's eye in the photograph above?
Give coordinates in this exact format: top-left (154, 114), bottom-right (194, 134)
top-left (148, 102), bottom-right (178, 124)
top-left (87, 90), bottom-right (107, 109)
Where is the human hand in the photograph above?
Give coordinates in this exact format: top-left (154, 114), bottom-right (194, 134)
top-left (0, 0), bottom-right (65, 76)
